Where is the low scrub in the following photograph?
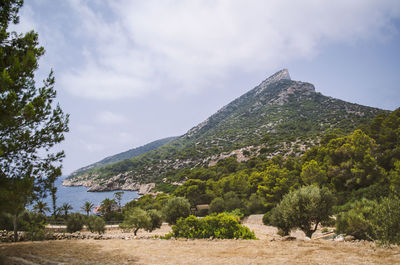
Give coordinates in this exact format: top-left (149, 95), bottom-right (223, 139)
top-left (168, 213), bottom-right (256, 239)
top-left (66, 213), bottom-right (85, 233)
top-left (86, 215), bottom-right (105, 234)
top-left (335, 198), bottom-right (375, 240)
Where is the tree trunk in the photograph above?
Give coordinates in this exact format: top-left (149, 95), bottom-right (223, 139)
top-left (13, 213), bottom-right (18, 242)
top-left (134, 228), bottom-right (139, 236)
top-left (305, 222), bottom-right (319, 238)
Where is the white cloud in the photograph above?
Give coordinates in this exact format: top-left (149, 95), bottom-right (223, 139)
top-left (95, 111), bottom-right (127, 125)
top-left (59, 0), bottom-right (400, 100)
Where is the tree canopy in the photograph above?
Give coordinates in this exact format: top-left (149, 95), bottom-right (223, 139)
top-left (0, 0), bottom-right (69, 241)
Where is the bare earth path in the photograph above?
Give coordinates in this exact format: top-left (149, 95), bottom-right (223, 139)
top-left (1, 215), bottom-right (399, 265)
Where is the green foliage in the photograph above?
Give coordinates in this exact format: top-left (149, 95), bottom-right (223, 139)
top-left (162, 197), bottom-right (191, 225)
top-left (256, 164), bottom-right (298, 209)
top-left (124, 193), bottom-right (170, 211)
top-left (23, 212), bottom-right (47, 241)
top-left (59, 203), bottom-right (73, 217)
top-left (371, 196), bottom-right (400, 246)
top-left (170, 213), bottom-right (256, 239)
top-left (86, 215), bottom-right (106, 234)
top-left (302, 129), bottom-right (384, 192)
top-left (245, 193), bottom-right (265, 214)
top-left (335, 199), bottom-right (376, 240)
top-left (173, 179), bottom-right (211, 206)
top-left (262, 211), bottom-right (272, 226)
top-left (147, 209), bottom-right (163, 231)
top-left (209, 197), bottom-right (225, 213)
top-left (32, 201), bottom-right (50, 216)
top-left (66, 213), bottom-right (85, 233)
top-left (119, 207), bottom-right (162, 235)
top-left (389, 160), bottom-right (400, 196)
top-left (268, 185), bottom-right (335, 238)
top-left (99, 198), bottom-right (117, 216)
top-left (300, 160), bottom-right (327, 186)
top-left (0, 0), bottom-right (69, 242)
top-left (363, 108), bottom-right (400, 170)
top-left (81, 201), bottom-right (94, 216)
top-left (223, 191), bottom-right (243, 211)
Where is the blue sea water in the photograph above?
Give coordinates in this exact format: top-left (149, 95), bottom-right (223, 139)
top-left (38, 176), bottom-right (139, 214)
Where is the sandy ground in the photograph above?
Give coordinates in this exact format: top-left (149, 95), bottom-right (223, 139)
top-left (1, 215), bottom-right (399, 265)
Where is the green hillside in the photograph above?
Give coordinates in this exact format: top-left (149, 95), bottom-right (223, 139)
top-left (68, 136), bottom-right (177, 178)
top-left (67, 69), bottom-right (387, 189)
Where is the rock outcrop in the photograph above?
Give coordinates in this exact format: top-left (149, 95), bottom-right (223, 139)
top-left (63, 176), bottom-right (155, 195)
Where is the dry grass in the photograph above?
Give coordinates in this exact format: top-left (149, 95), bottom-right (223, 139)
top-left (1, 215), bottom-right (399, 265)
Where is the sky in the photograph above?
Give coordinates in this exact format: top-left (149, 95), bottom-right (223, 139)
top-left (12, 0), bottom-right (400, 174)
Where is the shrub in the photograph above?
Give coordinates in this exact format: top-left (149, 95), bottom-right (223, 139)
top-left (86, 215), bottom-right (106, 234)
top-left (269, 185), bottom-right (335, 238)
top-left (66, 213), bottom-right (85, 233)
top-left (163, 197), bottom-right (190, 225)
top-left (170, 213), bottom-right (256, 239)
top-left (147, 209), bottom-right (163, 231)
top-left (209, 197), bottom-right (225, 213)
top-left (246, 193), bottom-right (265, 214)
top-left (335, 198), bottom-right (375, 240)
top-left (23, 212), bottom-right (47, 241)
top-left (224, 192), bottom-right (243, 211)
top-left (371, 196), bottom-right (400, 245)
top-left (262, 211), bottom-right (271, 226)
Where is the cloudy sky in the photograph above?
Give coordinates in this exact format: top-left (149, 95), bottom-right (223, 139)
top-left (14, 0), bottom-right (400, 174)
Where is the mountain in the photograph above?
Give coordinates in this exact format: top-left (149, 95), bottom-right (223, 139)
top-left (64, 69), bottom-right (387, 192)
top-left (68, 136), bottom-right (178, 178)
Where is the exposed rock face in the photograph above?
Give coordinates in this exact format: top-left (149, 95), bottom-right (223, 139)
top-left (256, 68), bottom-right (291, 94)
top-left (62, 179), bottom-right (94, 188)
top-left (63, 176), bottom-right (155, 195)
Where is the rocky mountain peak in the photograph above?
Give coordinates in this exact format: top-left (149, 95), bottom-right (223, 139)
top-left (257, 69), bottom-right (291, 94)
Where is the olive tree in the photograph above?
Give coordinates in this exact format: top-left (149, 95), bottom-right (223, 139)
top-left (267, 185), bottom-right (335, 238)
top-left (162, 197), bottom-right (190, 225)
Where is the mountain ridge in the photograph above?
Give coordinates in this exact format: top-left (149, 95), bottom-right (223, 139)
top-left (68, 136), bottom-right (178, 178)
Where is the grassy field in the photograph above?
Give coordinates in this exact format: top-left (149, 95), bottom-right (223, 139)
top-left (1, 215), bottom-right (399, 265)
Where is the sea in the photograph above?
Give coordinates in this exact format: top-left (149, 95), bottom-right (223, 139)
top-left (36, 176), bottom-right (139, 214)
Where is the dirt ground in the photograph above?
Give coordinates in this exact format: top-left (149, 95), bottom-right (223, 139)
top-left (1, 215), bottom-right (399, 265)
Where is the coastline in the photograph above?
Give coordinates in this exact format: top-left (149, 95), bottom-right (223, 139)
top-left (62, 178), bottom-right (156, 195)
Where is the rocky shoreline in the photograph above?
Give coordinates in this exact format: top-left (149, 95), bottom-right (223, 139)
top-left (62, 178), bottom-right (156, 195)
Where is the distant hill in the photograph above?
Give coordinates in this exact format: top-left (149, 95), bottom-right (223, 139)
top-left (68, 136), bottom-right (178, 178)
top-left (65, 69), bottom-right (387, 192)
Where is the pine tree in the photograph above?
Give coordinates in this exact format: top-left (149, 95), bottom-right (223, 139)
top-left (0, 1), bottom-right (69, 241)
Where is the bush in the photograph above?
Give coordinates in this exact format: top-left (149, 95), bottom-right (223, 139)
top-left (209, 197), bottom-right (225, 213)
top-left (269, 185), bottom-right (335, 238)
top-left (23, 212), bottom-right (47, 241)
top-left (335, 198), bottom-right (375, 240)
top-left (163, 197), bottom-right (190, 225)
top-left (86, 215), bottom-right (106, 234)
top-left (66, 213), bottom-right (85, 233)
top-left (170, 213), bottom-right (256, 239)
top-left (246, 193), bottom-right (265, 214)
top-left (262, 211), bottom-right (271, 226)
top-left (372, 196), bottom-right (400, 245)
top-left (147, 209), bottom-right (163, 231)
top-left (224, 192), bottom-right (243, 211)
